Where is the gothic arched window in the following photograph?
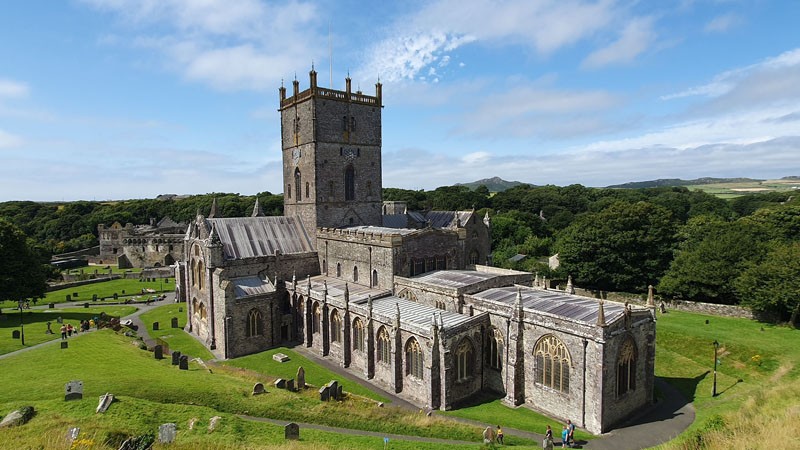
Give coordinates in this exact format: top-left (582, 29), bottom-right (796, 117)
top-left (405, 338), bottom-right (424, 379)
top-left (344, 165), bottom-right (355, 201)
top-left (371, 270), bottom-right (378, 287)
top-left (617, 336), bottom-right (637, 396)
top-left (246, 309), bottom-right (263, 337)
top-left (336, 263), bottom-right (341, 278)
top-left (353, 318), bottom-right (365, 352)
top-left (294, 168), bottom-right (302, 201)
top-left (377, 326), bottom-right (390, 364)
top-left (312, 302), bottom-right (321, 334)
top-left (469, 250), bottom-right (479, 265)
top-left (456, 339), bottom-right (474, 381)
top-left (487, 328), bottom-right (504, 370)
top-left (197, 261), bottom-right (205, 290)
top-left (534, 335), bottom-right (571, 393)
top-left (353, 266), bottom-right (359, 283)
top-left (305, 181), bottom-right (310, 198)
top-left (330, 309), bottom-right (341, 343)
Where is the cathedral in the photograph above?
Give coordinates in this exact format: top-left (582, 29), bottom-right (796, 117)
top-left (175, 69), bottom-right (656, 434)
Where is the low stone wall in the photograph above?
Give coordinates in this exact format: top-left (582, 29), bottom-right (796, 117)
top-left (47, 276), bottom-right (120, 292)
top-left (572, 287), bottom-right (754, 319)
top-left (52, 246), bottom-right (100, 259)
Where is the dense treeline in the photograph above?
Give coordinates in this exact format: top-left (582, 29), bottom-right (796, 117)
top-left (1, 185), bottom-right (798, 324)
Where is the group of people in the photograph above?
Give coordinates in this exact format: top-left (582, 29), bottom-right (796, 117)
top-left (543, 420), bottom-right (576, 449)
top-left (59, 320), bottom-right (93, 340)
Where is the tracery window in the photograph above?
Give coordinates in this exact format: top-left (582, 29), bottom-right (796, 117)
top-left (456, 339), bottom-right (474, 381)
top-left (312, 302), bottom-right (321, 334)
top-left (617, 336), bottom-right (637, 396)
top-left (353, 318), bottom-right (365, 352)
top-left (246, 309), bottom-right (263, 337)
top-left (294, 168), bottom-right (302, 201)
top-left (377, 326), bottom-right (390, 364)
top-left (487, 328), bottom-right (503, 370)
top-left (191, 260), bottom-right (197, 286)
top-left (330, 309), bottom-right (341, 343)
top-left (534, 335), bottom-right (571, 393)
top-left (197, 260), bottom-right (205, 290)
top-left (405, 338), bottom-right (424, 379)
top-left (344, 165), bottom-right (355, 201)
top-left (435, 300), bottom-right (446, 310)
top-left (198, 302), bottom-right (208, 321)
top-left (469, 250), bottom-right (479, 265)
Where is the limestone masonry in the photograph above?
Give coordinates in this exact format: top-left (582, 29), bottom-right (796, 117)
top-left (175, 69), bottom-right (656, 434)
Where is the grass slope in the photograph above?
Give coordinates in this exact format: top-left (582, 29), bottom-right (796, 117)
top-left (138, 304), bottom-right (214, 360)
top-left (0, 278), bottom-right (175, 309)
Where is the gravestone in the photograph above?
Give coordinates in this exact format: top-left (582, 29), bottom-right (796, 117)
top-left (92, 294), bottom-right (98, 301)
top-left (179, 355), bottom-right (189, 370)
top-left (66, 427), bottom-right (80, 443)
top-left (318, 386), bottom-right (330, 402)
top-left (83, 303), bottom-right (89, 308)
top-left (336, 384), bottom-right (343, 400)
top-left (284, 423), bottom-right (300, 440)
top-left (171, 317), bottom-right (179, 328)
top-left (12, 330), bottom-right (19, 339)
top-left (272, 353), bottom-right (290, 362)
top-left (154, 345), bottom-right (163, 360)
top-left (46, 322), bottom-right (53, 334)
top-left (57, 316), bottom-right (63, 324)
top-left (296, 366), bottom-right (306, 389)
top-left (0, 406), bottom-right (35, 428)
top-left (208, 416), bottom-right (221, 432)
top-left (274, 378), bottom-right (286, 389)
top-left (483, 426), bottom-right (495, 444)
top-left (286, 379), bottom-right (295, 392)
top-left (113, 293), bottom-right (118, 300)
top-left (158, 423), bottom-right (176, 444)
top-left (73, 292), bottom-right (78, 297)
top-left (178, 307), bottom-right (183, 312)
top-left (65, 381), bottom-right (83, 401)
top-left (153, 322), bottom-right (159, 331)
top-left (49, 303), bottom-right (55, 308)
top-left (171, 351), bottom-right (182, 366)
top-left (96, 393), bottom-right (114, 413)
top-left (252, 382), bottom-right (265, 395)
top-left (188, 418), bottom-right (199, 430)
top-left (66, 294), bottom-right (71, 302)
top-left (61, 341), bottom-right (68, 349)
top-left (327, 381), bottom-right (339, 400)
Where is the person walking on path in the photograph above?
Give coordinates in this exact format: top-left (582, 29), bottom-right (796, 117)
top-left (544, 425), bottom-right (554, 450)
top-left (566, 420), bottom-right (575, 447)
top-left (561, 425), bottom-right (569, 448)
top-left (60, 324), bottom-right (67, 340)
top-left (496, 425), bottom-right (504, 445)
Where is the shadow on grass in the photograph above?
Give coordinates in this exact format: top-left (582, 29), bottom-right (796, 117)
top-left (660, 371), bottom-right (708, 402)
top-left (449, 390), bottom-right (505, 410)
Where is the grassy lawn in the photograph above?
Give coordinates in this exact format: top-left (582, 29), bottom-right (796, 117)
top-left (225, 346), bottom-right (388, 402)
top-left (0, 277), bottom-right (175, 310)
top-left (138, 304), bottom-right (215, 360)
top-left (0, 331), bottom-right (521, 448)
top-left (0, 306), bottom-right (136, 355)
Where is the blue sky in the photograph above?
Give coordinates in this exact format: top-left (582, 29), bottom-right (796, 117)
top-left (1, 0), bottom-right (799, 201)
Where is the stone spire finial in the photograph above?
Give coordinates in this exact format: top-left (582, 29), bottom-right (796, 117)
top-left (306, 274), bottom-right (312, 296)
top-left (292, 271), bottom-right (297, 290)
top-left (647, 285), bottom-right (655, 307)
top-left (516, 287), bottom-right (524, 310)
top-left (344, 283), bottom-right (350, 306)
top-left (438, 312), bottom-right (445, 331)
top-left (542, 277), bottom-right (548, 290)
top-left (367, 295), bottom-right (373, 313)
top-left (208, 223), bottom-right (221, 247)
top-left (208, 198), bottom-right (219, 218)
top-left (395, 303), bottom-right (401, 328)
top-left (251, 198), bottom-right (265, 217)
top-left (534, 272), bottom-right (540, 287)
top-left (597, 299), bottom-right (607, 327)
top-left (566, 275), bottom-right (575, 295)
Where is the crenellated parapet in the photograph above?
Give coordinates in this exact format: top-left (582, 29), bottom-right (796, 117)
top-left (279, 69), bottom-right (382, 109)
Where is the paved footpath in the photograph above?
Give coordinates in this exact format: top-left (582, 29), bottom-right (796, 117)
top-left (1, 300), bottom-right (694, 449)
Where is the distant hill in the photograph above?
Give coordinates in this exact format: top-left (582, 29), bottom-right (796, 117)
top-left (606, 177), bottom-right (763, 189)
top-left (455, 177), bottom-right (525, 192)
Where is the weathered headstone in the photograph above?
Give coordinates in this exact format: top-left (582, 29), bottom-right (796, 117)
top-left (92, 294), bottom-right (98, 301)
top-left (284, 423), bottom-right (300, 440)
top-left (0, 406), bottom-right (35, 428)
top-left (96, 393), bottom-right (114, 413)
top-left (153, 322), bottom-right (159, 331)
top-left (296, 366), bottom-right (305, 389)
top-left (83, 303), bottom-right (89, 308)
top-left (336, 384), bottom-right (343, 400)
top-left (158, 423), bottom-right (176, 444)
top-left (272, 353), bottom-right (290, 362)
top-left (49, 303), bottom-right (55, 308)
top-left (188, 417), bottom-right (199, 430)
top-left (61, 341), bottom-right (68, 349)
top-left (327, 381), bottom-right (339, 400)
top-left (208, 416), bottom-right (221, 432)
top-left (66, 294), bottom-right (71, 301)
top-left (171, 351), bottom-right (182, 366)
top-left (73, 292), bottom-right (78, 297)
top-left (11, 330), bottom-right (20, 339)
top-left (46, 322), bottom-right (53, 334)
top-left (319, 386), bottom-right (330, 401)
top-left (171, 317), bottom-right (179, 328)
top-left (66, 426), bottom-right (80, 442)
top-left (483, 426), bottom-right (495, 444)
top-left (179, 355), bottom-right (189, 370)
top-left (57, 316), bottom-right (63, 324)
top-left (154, 345), bottom-right (163, 360)
top-left (65, 381), bottom-right (83, 401)
top-left (178, 307), bottom-right (183, 312)
top-left (252, 382), bottom-right (266, 395)
top-left (286, 379), bottom-right (295, 392)
top-left (274, 378), bottom-right (286, 389)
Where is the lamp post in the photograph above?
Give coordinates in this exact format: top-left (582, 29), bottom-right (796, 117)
top-left (712, 340), bottom-right (719, 397)
top-left (18, 300), bottom-right (25, 346)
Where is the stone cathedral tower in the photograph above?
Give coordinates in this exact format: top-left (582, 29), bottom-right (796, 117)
top-left (279, 68), bottom-right (383, 237)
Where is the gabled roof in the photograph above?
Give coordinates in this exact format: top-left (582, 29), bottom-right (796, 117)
top-left (410, 270), bottom-right (497, 289)
top-left (207, 216), bottom-right (314, 260)
top-left (231, 276), bottom-right (275, 298)
top-left (471, 286), bottom-right (628, 325)
top-left (425, 210), bottom-right (473, 228)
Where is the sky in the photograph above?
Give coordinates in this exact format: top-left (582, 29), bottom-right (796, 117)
top-left (1, 0), bottom-right (799, 201)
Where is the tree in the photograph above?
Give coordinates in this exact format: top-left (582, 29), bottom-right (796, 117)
top-left (0, 217), bottom-right (47, 302)
top-left (555, 201), bottom-right (677, 292)
top-left (658, 218), bottom-right (770, 304)
top-left (735, 243), bottom-right (800, 326)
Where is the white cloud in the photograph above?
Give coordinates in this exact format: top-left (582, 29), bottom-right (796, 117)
top-left (582, 17), bottom-right (656, 69)
top-left (704, 13), bottom-right (742, 33)
top-left (462, 151), bottom-right (491, 164)
top-left (0, 79), bottom-right (29, 98)
top-left (0, 129), bottom-right (23, 149)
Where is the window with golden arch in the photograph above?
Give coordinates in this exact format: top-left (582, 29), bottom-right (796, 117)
top-left (312, 302), bottom-right (321, 334)
top-left (487, 328), bottom-right (503, 370)
top-left (352, 318), bottom-right (365, 352)
top-left (534, 335), bottom-right (570, 393)
top-left (456, 339), bottom-right (474, 381)
top-left (376, 326), bottom-right (390, 364)
top-left (617, 336), bottom-right (637, 396)
top-left (405, 338), bottom-right (424, 379)
top-left (197, 260), bottom-right (205, 290)
top-left (198, 302), bottom-right (208, 321)
top-left (246, 309), bottom-right (263, 337)
top-left (330, 309), bottom-right (342, 343)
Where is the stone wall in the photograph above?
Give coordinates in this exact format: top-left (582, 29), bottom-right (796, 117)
top-left (47, 276), bottom-right (120, 292)
top-left (574, 287), bottom-right (755, 319)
